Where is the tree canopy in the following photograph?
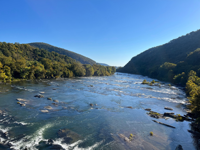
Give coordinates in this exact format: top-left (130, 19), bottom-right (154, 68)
top-left (0, 42), bottom-right (116, 81)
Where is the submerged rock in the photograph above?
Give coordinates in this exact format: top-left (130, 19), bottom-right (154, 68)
top-left (62, 107), bottom-right (67, 109)
top-left (175, 145), bottom-right (183, 150)
top-left (118, 134), bottom-right (130, 142)
top-left (44, 106), bottom-right (53, 110)
top-left (47, 98), bottom-right (52, 100)
top-left (34, 95), bottom-right (44, 98)
top-left (52, 103), bottom-right (58, 107)
top-left (53, 100), bottom-right (59, 103)
top-left (90, 103), bottom-right (93, 107)
top-left (145, 108), bottom-right (151, 111)
top-left (57, 128), bottom-right (81, 144)
top-left (50, 145), bottom-right (64, 149)
top-left (126, 106), bottom-right (133, 109)
top-left (152, 120), bottom-right (175, 128)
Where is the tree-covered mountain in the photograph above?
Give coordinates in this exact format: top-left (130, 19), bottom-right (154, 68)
top-left (117, 29), bottom-right (200, 84)
top-left (0, 42), bottom-right (116, 81)
top-left (29, 42), bottom-right (96, 65)
top-left (117, 29), bottom-right (200, 124)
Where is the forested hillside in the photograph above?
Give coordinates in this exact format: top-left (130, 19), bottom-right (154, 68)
top-left (117, 29), bottom-right (200, 125)
top-left (0, 42), bottom-right (116, 81)
top-left (29, 42), bottom-right (96, 65)
top-left (118, 29), bottom-right (200, 85)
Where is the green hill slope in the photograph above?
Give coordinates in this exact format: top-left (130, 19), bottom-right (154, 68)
top-left (0, 42), bottom-right (115, 81)
top-left (29, 42), bottom-right (96, 65)
top-left (118, 29), bottom-right (200, 81)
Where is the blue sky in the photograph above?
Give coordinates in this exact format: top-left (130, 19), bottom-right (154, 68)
top-left (0, 0), bottom-right (200, 66)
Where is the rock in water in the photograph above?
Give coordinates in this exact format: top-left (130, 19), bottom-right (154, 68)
top-left (44, 106), bottom-right (53, 110)
top-left (90, 103), bottom-right (93, 107)
top-left (20, 103), bottom-right (26, 107)
top-left (16, 98), bottom-right (27, 102)
top-left (118, 134), bottom-right (130, 142)
top-left (48, 139), bottom-right (54, 145)
top-left (41, 110), bottom-right (49, 113)
top-left (164, 107), bottom-right (173, 110)
top-left (53, 100), bottom-right (59, 103)
top-left (57, 128), bottom-right (81, 144)
top-left (38, 95), bottom-right (44, 98)
top-left (47, 98), bottom-right (52, 100)
top-left (126, 106), bottom-right (133, 109)
top-left (175, 145), bottom-right (183, 150)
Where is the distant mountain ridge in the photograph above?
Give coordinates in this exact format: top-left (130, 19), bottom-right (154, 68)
top-left (29, 42), bottom-right (96, 65)
top-left (118, 29), bottom-right (200, 76)
top-left (97, 63), bottom-right (109, 66)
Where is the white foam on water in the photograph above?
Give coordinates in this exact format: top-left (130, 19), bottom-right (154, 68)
top-left (13, 121), bottom-right (30, 126)
top-left (0, 125), bottom-right (11, 133)
top-left (160, 97), bottom-right (188, 104)
top-left (73, 140), bottom-right (103, 150)
top-left (53, 138), bottom-right (82, 149)
top-left (10, 123), bottom-right (52, 150)
top-left (151, 89), bottom-right (179, 95)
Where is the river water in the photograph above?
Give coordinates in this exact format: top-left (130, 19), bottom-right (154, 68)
top-left (0, 73), bottom-right (196, 150)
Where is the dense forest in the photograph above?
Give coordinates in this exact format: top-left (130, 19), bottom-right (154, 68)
top-left (117, 29), bottom-right (200, 125)
top-left (29, 42), bottom-right (96, 65)
top-left (0, 42), bottom-right (116, 81)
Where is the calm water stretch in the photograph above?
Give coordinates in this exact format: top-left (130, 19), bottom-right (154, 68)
top-left (0, 73), bottom-right (196, 150)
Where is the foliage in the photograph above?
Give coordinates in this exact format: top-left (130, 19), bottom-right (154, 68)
top-left (29, 42), bottom-right (96, 65)
top-left (142, 79), bottom-right (149, 84)
top-left (0, 42), bottom-right (116, 81)
top-left (150, 132), bottom-right (153, 136)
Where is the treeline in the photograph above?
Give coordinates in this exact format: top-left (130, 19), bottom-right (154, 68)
top-left (186, 70), bottom-right (200, 123)
top-left (118, 29), bottom-right (200, 78)
top-left (0, 42), bottom-right (116, 81)
top-left (118, 48), bottom-right (200, 86)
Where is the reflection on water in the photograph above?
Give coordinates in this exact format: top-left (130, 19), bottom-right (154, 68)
top-left (0, 73), bottom-right (196, 149)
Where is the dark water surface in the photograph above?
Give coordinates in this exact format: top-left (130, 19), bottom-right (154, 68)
top-left (0, 73), bottom-right (196, 150)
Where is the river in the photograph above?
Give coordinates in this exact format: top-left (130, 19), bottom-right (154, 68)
top-left (0, 73), bottom-right (196, 150)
